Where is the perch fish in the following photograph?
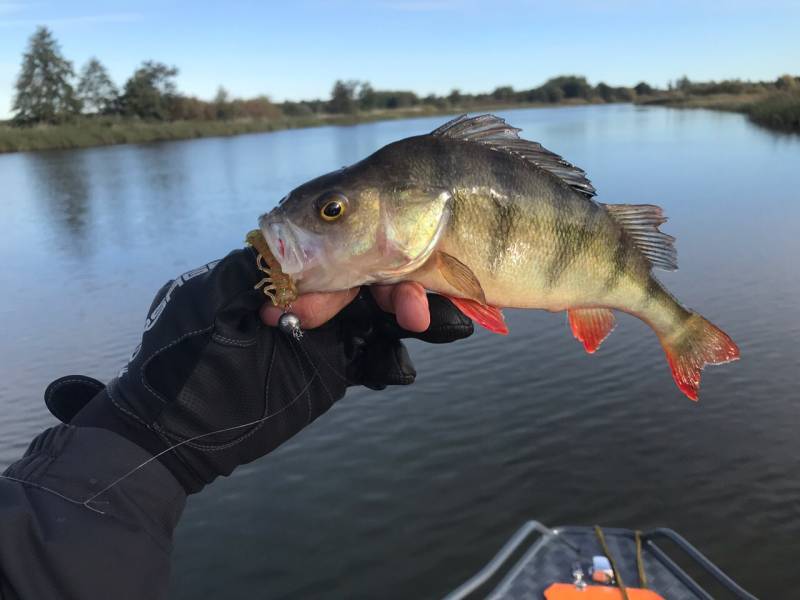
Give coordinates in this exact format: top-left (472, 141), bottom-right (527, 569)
top-left (257, 114), bottom-right (739, 400)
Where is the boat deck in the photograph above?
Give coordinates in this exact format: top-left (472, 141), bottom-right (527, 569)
top-left (445, 522), bottom-right (757, 600)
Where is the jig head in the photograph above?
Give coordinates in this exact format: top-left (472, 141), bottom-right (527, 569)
top-left (246, 229), bottom-right (303, 339)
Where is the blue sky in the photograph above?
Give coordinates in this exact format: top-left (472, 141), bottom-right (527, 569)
top-left (1, 0), bottom-right (799, 119)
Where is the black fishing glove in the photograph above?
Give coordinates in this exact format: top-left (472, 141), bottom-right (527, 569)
top-left (47, 248), bottom-right (472, 493)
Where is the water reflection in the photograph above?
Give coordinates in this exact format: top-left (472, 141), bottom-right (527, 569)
top-left (26, 150), bottom-right (92, 255)
top-left (0, 105), bottom-right (798, 599)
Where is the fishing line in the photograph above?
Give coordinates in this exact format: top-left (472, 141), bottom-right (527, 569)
top-left (1, 237), bottom-right (359, 515)
top-left (1, 353), bottom-right (326, 515)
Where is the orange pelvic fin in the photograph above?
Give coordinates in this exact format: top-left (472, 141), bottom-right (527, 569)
top-left (660, 313), bottom-right (740, 401)
top-left (568, 307), bottom-right (616, 354)
top-left (446, 296), bottom-right (509, 335)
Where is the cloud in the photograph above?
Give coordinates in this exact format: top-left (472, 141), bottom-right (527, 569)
top-left (0, 12), bottom-right (143, 28)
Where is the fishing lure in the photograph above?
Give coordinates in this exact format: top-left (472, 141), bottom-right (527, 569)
top-left (245, 229), bottom-right (303, 339)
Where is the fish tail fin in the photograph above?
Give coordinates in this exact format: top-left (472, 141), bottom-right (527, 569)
top-left (658, 312), bottom-right (739, 401)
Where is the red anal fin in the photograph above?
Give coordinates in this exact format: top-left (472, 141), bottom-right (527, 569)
top-left (446, 296), bottom-right (508, 335)
top-left (568, 308), bottom-right (616, 354)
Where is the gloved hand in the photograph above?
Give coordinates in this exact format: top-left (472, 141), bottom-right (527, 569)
top-left (49, 248), bottom-right (472, 493)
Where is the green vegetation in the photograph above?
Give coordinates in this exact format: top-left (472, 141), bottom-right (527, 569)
top-left (3, 26), bottom-right (799, 153)
top-left (636, 75), bottom-right (800, 134)
top-left (12, 27), bottom-right (80, 123)
top-left (748, 91), bottom-right (800, 132)
top-left (0, 110), bottom-right (447, 153)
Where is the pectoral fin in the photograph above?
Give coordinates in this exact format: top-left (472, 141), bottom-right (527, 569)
top-left (435, 252), bottom-right (487, 304)
top-left (568, 308), bottom-right (616, 354)
top-left (424, 252), bottom-right (506, 334)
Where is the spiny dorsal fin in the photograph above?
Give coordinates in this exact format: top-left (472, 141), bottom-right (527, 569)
top-left (603, 203), bottom-right (678, 271)
top-left (430, 114), bottom-right (596, 197)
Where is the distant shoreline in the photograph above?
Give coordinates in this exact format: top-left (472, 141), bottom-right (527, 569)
top-left (1, 94), bottom-right (797, 154)
top-left (0, 99), bottom-right (597, 154)
top-left (635, 92), bottom-right (800, 134)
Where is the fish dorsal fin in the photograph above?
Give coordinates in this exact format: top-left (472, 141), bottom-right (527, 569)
top-left (603, 203), bottom-right (678, 271)
top-left (430, 114), bottom-right (596, 197)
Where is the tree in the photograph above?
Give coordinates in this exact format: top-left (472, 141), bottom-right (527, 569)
top-left (595, 82), bottom-right (614, 102)
top-left (232, 96), bottom-right (280, 120)
top-left (282, 101), bottom-right (314, 117)
top-left (329, 79), bottom-right (359, 114)
top-left (422, 93), bottom-right (447, 109)
top-left (375, 90), bottom-right (418, 109)
top-left (12, 26), bottom-right (80, 124)
top-left (776, 74), bottom-right (798, 90)
top-left (545, 76), bottom-right (592, 99)
top-left (77, 57), bottom-right (118, 114)
top-left (214, 86), bottom-right (232, 119)
top-left (634, 82), bottom-right (654, 96)
top-left (492, 86), bottom-right (515, 102)
top-left (358, 82), bottom-right (376, 111)
top-left (675, 75), bottom-right (691, 92)
top-left (448, 89), bottom-right (462, 106)
top-left (541, 83), bottom-right (564, 103)
top-left (121, 61), bottom-right (179, 120)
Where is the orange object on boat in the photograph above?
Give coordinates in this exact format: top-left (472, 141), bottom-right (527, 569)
top-left (544, 583), bottom-right (665, 600)
top-left (591, 569), bottom-right (613, 584)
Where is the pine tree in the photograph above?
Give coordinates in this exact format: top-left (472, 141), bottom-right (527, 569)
top-left (13, 26), bottom-right (80, 124)
top-left (77, 57), bottom-right (119, 115)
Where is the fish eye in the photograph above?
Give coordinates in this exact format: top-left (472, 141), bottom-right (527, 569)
top-left (317, 192), bottom-right (348, 222)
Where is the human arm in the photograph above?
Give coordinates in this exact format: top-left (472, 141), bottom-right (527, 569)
top-left (0, 247), bottom-right (472, 599)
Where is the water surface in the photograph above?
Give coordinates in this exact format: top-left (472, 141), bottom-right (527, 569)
top-left (1, 105), bottom-right (798, 598)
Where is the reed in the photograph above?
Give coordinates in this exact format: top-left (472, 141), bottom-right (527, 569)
top-left (747, 91), bottom-right (800, 133)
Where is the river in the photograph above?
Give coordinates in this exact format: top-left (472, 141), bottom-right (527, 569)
top-left (1, 104), bottom-right (798, 598)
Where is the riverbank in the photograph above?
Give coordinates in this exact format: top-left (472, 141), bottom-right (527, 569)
top-left (0, 110), bottom-right (427, 153)
top-left (3, 93), bottom-right (798, 153)
top-left (0, 100), bottom-right (595, 154)
top-left (637, 91), bottom-right (800, 134)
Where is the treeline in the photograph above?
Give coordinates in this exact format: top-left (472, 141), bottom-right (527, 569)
top-left (8, 26), bottom-right (799, 136)
top-left (666, 74), bottom-right (800, 97)
top-left (9, 26), bottom-right (651, 127)
top-left (313, 76), bottom-right (641, 116)
top-left (638, 74), bottom-right (800, 133)
top-left (10, 27), bottom-right (281, 125)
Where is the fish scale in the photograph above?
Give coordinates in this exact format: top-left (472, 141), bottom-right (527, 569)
top-left (259, 114), bottom-right (739, 400)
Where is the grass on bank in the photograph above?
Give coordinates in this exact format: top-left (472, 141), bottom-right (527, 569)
top-left (637, 90), bottom-right (800, 134)
top-left (1, 106), bottom-right (480, 153)
top-left (747, 91), bottom-right (800, 132)
top-left (0, 99), bottom-right (601, 154)
top-left (0, 112), bottom-right (412, 154)
top-left (2, 93), bottom-right (799, 154)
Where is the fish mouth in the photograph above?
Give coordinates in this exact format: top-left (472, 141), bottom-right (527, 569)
top-left (258, 215), bottom-right (319, 276)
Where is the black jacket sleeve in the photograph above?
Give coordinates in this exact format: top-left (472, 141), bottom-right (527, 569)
top-left (0, 425), bottom-right (186, 600)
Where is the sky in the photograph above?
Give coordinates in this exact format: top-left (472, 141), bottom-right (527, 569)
top-left (1, 0), bottom-right (799, 119)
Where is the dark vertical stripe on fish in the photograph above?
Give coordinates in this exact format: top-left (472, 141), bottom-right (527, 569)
top-left (546, 204), bottom-right (596, 287)
top-left (450, 189), bottom-right (464, 243)
top-left (604, 229), bottom-right (631, 292)
top-left (643, 275), bottom-right (662, 309)
top-left (489, 193), bottom-right (514, 272)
